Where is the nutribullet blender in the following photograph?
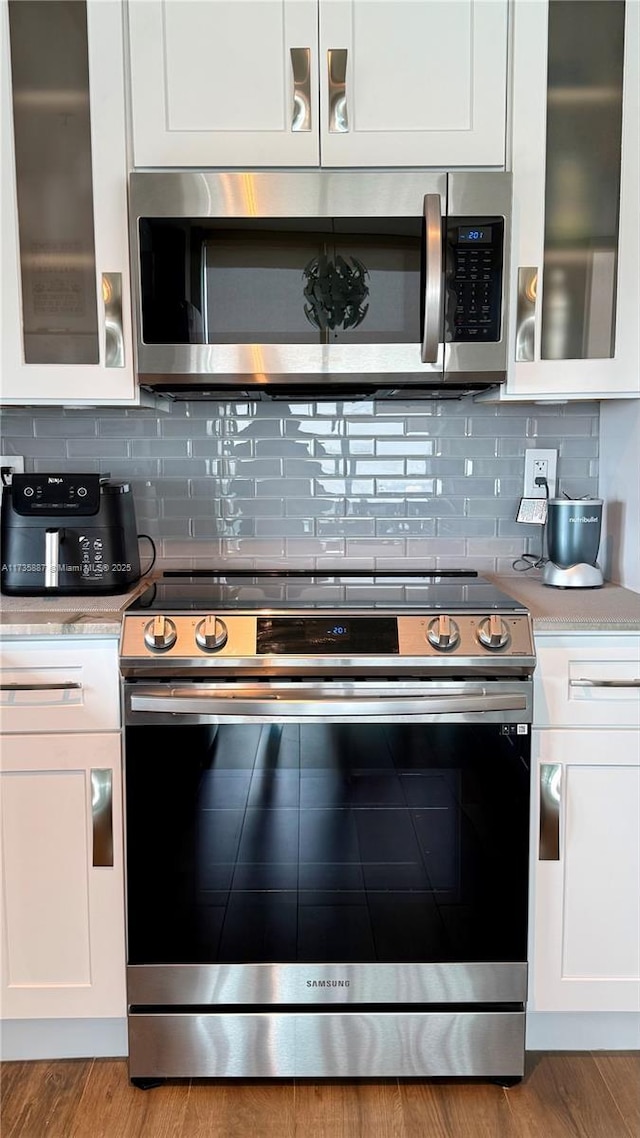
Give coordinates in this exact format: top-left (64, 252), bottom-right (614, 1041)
top-left (542, 498), bottom-right (604, 588)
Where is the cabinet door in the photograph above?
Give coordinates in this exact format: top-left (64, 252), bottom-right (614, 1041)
top-left (128, 0), bottom-right (319, 167)
top-left (319, 0), bottom-right (507, 167)
top-left (0, 732), bottom-right (126, 1019)
top-left (500, 0), bottom-right (639, 400)
top-left (0, 0), bottom-right (136, 405)
top-left (127, 0), bottom-right (507, 170)
top-left (530, 730), bottom-right (640, 1012)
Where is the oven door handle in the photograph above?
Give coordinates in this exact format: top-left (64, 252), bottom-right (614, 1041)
top-left (128, 690), bottom-right (529, 717)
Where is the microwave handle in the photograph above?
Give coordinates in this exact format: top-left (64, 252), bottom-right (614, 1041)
top-left (421, 194), bottom-right (443, 363)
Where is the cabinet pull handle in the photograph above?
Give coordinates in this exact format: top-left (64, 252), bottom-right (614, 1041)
top-left (0, 682), bottom-right (82, 692)
top-left (102, 272), bottom-right (124, 368)
top-left (421, 194), bottom-right (443, 364)
top-left (539, 763), bottom-right (561, 861)
top-left (570, 677), bottom-right (640, 688)
top-left (91, 769), bottom-right (113, 868)
top-left (328, 48), bottom-right (348, 132)
top-left (290, 48), bottom-right (311, 131)
top-left (515, 266), bottom-right (537, 362)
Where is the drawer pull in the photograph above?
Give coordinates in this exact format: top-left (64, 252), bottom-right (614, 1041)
top-left (91, 769), bottom-right (113, 868)
top-left (539, 763), bottom-right (561, 861)
top-left (570, 677), bottom-right (640, 689)
top-left (0, 681), bottom-right (82, 692)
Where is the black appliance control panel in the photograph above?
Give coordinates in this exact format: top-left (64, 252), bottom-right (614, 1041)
top-left (257, 617), bottom-right (399, 655)
top-left (445, 217), bottom-right (504, 343)
top-left (9, 473), bottom-right (101, 516)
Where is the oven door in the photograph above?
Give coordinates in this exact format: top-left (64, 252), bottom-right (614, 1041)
top-left (124, 678), bottom-right (531, 1007)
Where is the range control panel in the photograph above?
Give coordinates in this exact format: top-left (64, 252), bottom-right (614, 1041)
top-left (445, 217), bottom-right (504, 343)
top-left (120, 612), bottom-right (535, 675)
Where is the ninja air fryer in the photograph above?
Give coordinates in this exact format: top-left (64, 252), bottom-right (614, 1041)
top-left (1, 473), bottom-right (142, 596)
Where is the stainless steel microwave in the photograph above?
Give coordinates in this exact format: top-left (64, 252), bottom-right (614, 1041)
top-left (129, 170), bottom-right (512, 400)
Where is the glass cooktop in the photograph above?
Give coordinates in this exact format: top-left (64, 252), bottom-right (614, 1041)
top-left (128, 570), bottom-right (527, 613)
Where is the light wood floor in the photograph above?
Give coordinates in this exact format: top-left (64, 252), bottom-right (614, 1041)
top-left (1, 1052), bottom-right (638, 1138)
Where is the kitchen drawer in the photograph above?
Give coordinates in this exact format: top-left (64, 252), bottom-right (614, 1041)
top-left (0, 639), bottom-right (120, 733)
top-left (533, 633), bottom-right (640, 728)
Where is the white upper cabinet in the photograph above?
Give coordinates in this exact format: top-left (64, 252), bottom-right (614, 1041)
top-left (127, 0), bottom-right (320, 166)
top-left (498, 0), bottom-right (639, 400)
top-left (127, 0), bottom-right (508, 169)
top-left (0, 0), bottom-right (137, 405)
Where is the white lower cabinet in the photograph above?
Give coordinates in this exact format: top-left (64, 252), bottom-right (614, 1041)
top-left (0, 732), bottom-right (126, 1021)
top-left (0, 637), bottom-right (126, 1055)
top-left (529, 633), bottom-right (640, 1036)
top-left (531, 729), bottom-right (640, 1013)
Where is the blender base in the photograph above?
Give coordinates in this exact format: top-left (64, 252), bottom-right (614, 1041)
top-left (542, 562), bottom-right (604, 588)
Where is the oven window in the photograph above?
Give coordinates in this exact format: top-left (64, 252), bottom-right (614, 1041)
top-left (125, 723), bottom-right (530, 965)
top-left (138, 217), bottom-right (421, 346)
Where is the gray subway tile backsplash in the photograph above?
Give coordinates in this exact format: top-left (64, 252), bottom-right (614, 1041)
top-left (0, 399), bottom-right (600, 574)
top-left (65, 438), bottom-right (129, 459)
top-left (34, 417), bottom-right (98, 438)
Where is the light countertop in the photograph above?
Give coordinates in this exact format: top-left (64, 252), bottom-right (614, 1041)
top-left (490, 574), bottom-right (640, 631)
top-left (1, 572), bottom-right (639, 638)
top-left (0, 578), bottom-right (150, 638)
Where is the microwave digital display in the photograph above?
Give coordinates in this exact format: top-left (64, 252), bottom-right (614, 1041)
top-left (458, 226), bottom-right (493, 243)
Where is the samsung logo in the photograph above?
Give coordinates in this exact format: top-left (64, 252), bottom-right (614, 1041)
top-left (569, 515), bottom-right (599, 523)
top-left (306, 979), bottom-right (351, 988)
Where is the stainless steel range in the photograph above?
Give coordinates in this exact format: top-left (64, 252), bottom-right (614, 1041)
top-left (120, 571), bottom-right (535, 1087)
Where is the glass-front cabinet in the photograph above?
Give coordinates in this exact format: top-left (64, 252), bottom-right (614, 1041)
top-left (499, 0), bottom-right (639, 401)
top-left (0, 0), bottom-right (137, 404)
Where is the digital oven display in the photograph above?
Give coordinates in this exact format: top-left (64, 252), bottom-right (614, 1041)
top-left (458, 226), bottom-right (493, 243)
top-left (325, 623), bottom-right (350, 638)
top-left (256, 617), bottom-right (399, 654)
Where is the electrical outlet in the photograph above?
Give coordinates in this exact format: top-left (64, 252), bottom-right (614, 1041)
top-left (0, 456), bottom-right (24, 499)
top-left (0, 455), bottom-right (24, 478)
top-left (523, 448), bottom-right (557, 498)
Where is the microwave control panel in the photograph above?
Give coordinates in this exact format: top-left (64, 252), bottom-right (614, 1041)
top-left (445, 217), bottom-right (504, 343)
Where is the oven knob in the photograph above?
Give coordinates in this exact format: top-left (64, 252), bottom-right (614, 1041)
top-left (426, 615), bottom-right (460, 651)
top-left (195, 615), bottom-right (228, 652)
top-left (143, 615), bottom-right (177, 651)
top-left (477, 615), bottom-right (510, 650)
